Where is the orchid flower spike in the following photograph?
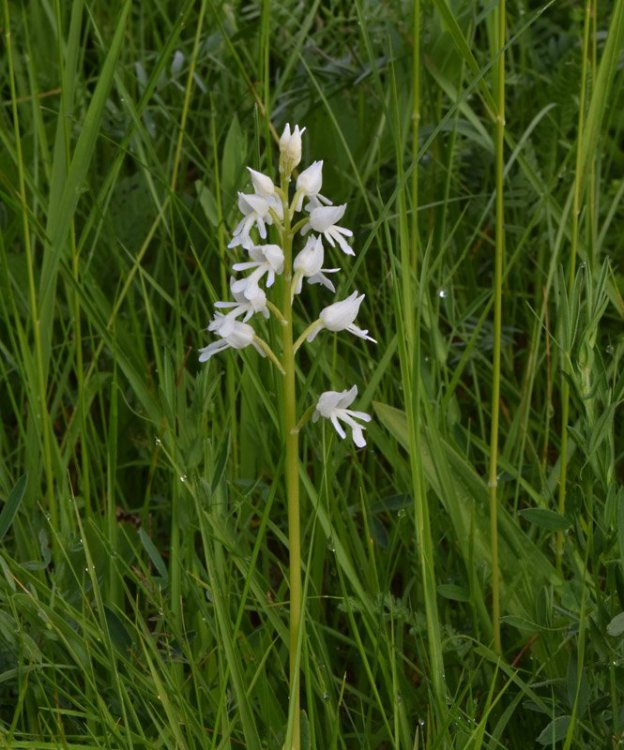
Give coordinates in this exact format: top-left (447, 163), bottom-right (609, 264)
top-left (292, 235), bottom-right (340, 297)
top-left (231, 244), bottom-right (285, 297)
top-left (314, 386), bottom-right (372, 447)
top-left (199, 317), bottom-right (265, 362)
top-left (307, 291), bottom-right (376, 343)
top-left (279, 123), bottom-right (305, 175)
top-left (294, 161), bottom-right (332, 212)
top-left (212, 278), bottom-right (269, 323)
top-left (301, 204), bottom-right (354, 255)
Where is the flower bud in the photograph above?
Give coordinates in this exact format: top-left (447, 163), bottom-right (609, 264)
top-left (279, 123), bottom-right (305, 176)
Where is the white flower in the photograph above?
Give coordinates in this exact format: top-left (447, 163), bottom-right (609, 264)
top-left (307, 291), bottom-right (376, 343)
top-left (247, 167), bottom-right (276, 198)
top-left (279, 123), bottom-right (305, 175)
top-left (292, 235), bottom-right (340, 295)
top-left (228, 192), bottom-right (282, 250)
top-left (313, 386), bottom-right (372, 448)
top-left (198, 318), bottom-right (265, 362)
top-left (231, 244), bottom-right (285, 297)
top-left (212, 278), bottom-right (269, 323)
top-left (301, 204), bottom-right (354, 255)
top-left (294, 161), bottom-right (331, 212)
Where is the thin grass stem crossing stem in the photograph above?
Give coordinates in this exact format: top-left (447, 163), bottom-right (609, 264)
top-left (488, 0), bottom-right (506, 657)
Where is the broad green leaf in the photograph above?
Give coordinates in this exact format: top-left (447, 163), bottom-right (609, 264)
top-left (536, 716), bottom-right (571, 745)
top-left (196, 181), bottom-right (219, 227)
top-left (519, 508), bottom-right (572, 532)
top-left (138, 528), bottom-right (169, 584)
top-left (221, 113), bottom-right (247, 205)
top-left (607, 612), bottom-right (624, 637)
top-left (104, 605), bottom-right (133, 654)
top-left (437, 584), bottom-right (470, 602)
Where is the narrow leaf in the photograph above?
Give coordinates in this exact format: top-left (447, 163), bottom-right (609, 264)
top-left (607, 612), bottom-right (624, 637)
top-left (138, 528), bottom-right (169, 584)
top-left (0, 474), bottom-right (27, 542)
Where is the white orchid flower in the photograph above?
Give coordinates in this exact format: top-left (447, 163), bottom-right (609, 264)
top-left (313, 386), bottom-right (372, 447)
top-left (231, 244), bottom-right (285, 297)
top-left (292, 236), bottom-right (340, 296)
top-left (293, 161), bottom-right (332, 212)
top-left (301, 204), bottom-right (353, 255)
top-left (212, 278), bottom-right (269, 323)
top-left (306, 291), bottom-right (376, 343)
top-left (198, 318), bottom-right (265, 362)
top-left (228, 192), bottom-right (282, 250)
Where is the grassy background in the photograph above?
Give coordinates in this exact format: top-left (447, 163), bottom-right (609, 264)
top-left (1, 0), bottom-right (623, 747)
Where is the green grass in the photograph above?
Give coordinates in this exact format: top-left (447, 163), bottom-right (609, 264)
top-left (1, 1), bottom-right (624, 748)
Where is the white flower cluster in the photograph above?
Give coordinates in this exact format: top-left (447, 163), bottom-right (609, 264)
top-left (199, 124), bottom-right (374, 447)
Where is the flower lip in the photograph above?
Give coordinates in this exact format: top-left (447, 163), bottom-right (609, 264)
top-left (302, 204), bottom-right (354, 256)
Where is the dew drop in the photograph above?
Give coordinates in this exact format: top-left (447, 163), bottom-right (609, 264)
top-left (606, 344), bottom-right (614, 355)
top-left (155, 437), bottom-right (162, 446)
top-left (179, 474), bottom-right (188, 483)
top-left (438, 288), bottom-right (448, 299)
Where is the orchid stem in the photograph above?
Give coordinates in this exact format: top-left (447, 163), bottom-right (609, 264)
top-left (488, 0), bottom-right (506, 657)
top-left (281, 173), bottom-right (302, 750)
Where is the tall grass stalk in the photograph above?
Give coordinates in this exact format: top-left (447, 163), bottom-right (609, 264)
top-left (279, 172), bottom-right (302, 750)
top-left (167, 0), bottom-right (207, 646)
top-left (3, 0), bottom-right (57, 532)
top-left (556, 0), bottom-right (592, 565)
top-left (488, 0), bottom-right (506, 657)
top-left (391, 8), bottom-right (447, 721)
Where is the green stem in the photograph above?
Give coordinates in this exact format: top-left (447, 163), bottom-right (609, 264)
top-left (4, 0), bottom-right (57, 535)
top-left (281, 176), bottom-right (302, 750)
top-left (407, 0), bottom-right (446, 705)
top-left (294, 321), bottom-right (322, 353)
top-left (488, 0), bottom-right (506, 657)
top-left (391, 15), bottom-right (447, 723)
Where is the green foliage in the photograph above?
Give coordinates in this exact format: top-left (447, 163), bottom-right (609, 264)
top-left (0, 0), bottom-right (623, 748)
